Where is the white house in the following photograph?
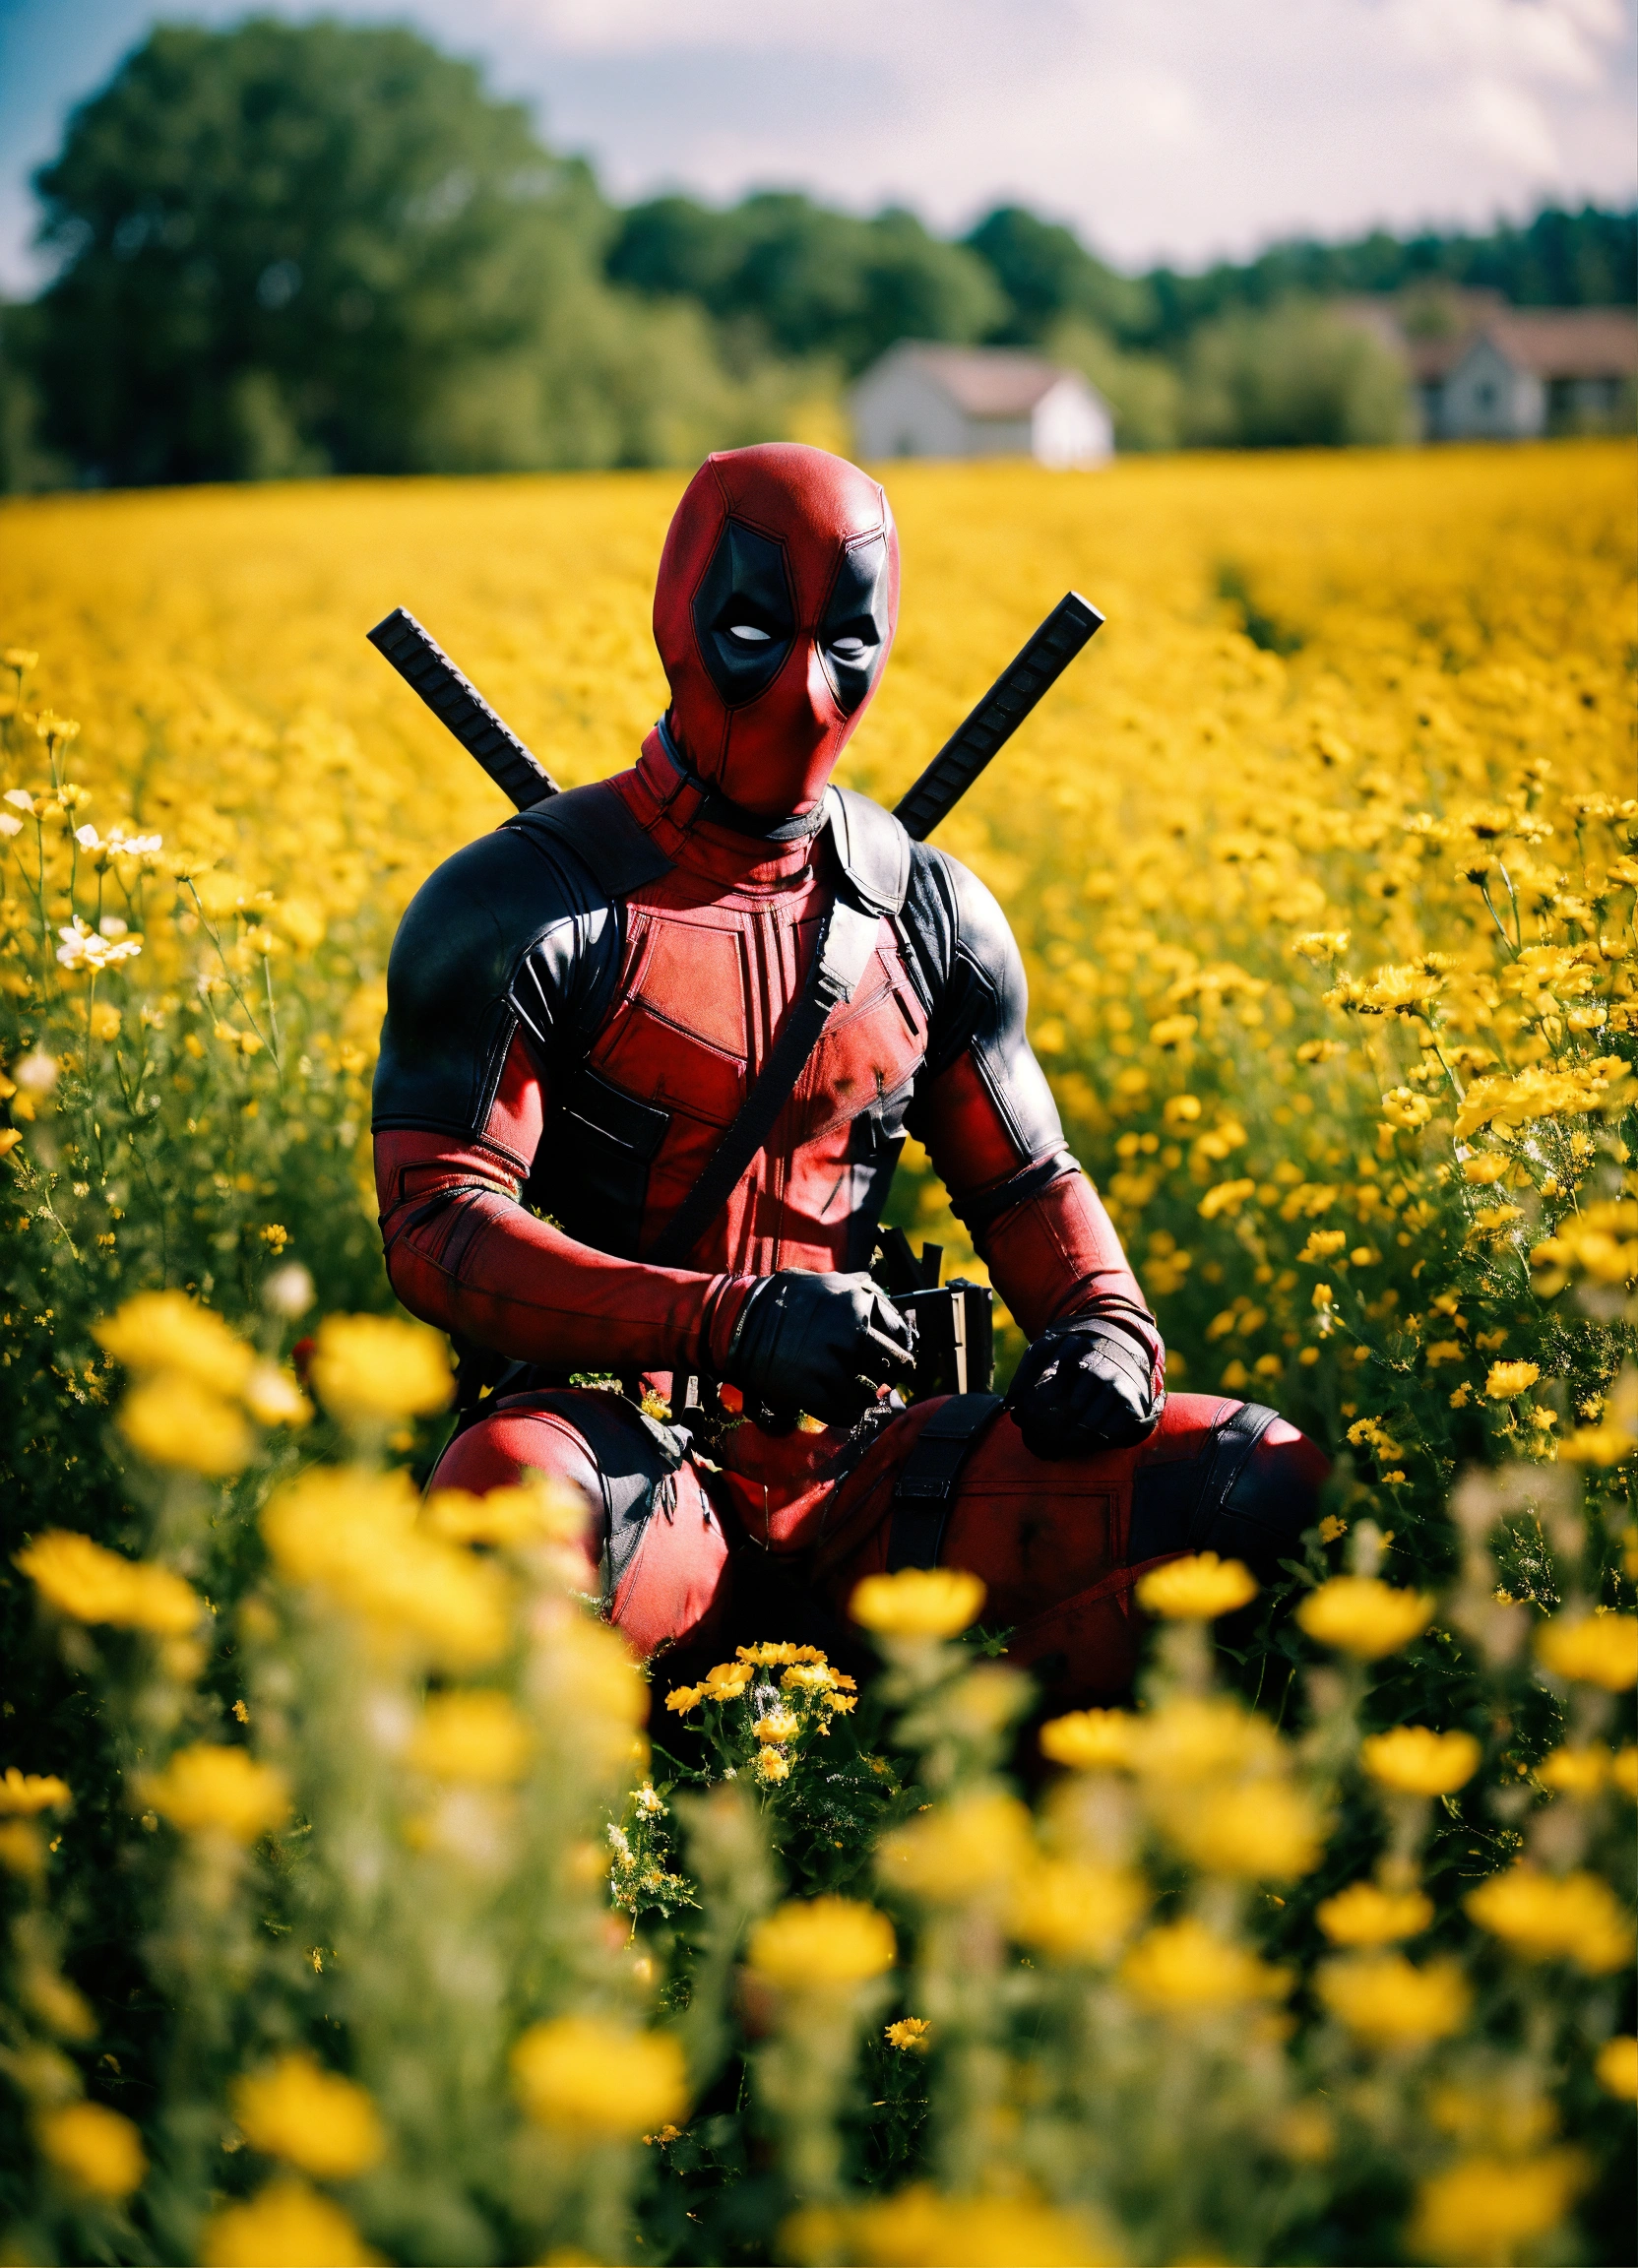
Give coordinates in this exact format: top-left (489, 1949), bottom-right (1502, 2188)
top-left (1342, 296), bottom-right (1637, 440)
top-left (849, 343), bottom-right (1112, 468)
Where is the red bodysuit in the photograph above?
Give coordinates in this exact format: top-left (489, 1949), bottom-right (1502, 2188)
top-left (372, 446), bottom-right (1326, 1699)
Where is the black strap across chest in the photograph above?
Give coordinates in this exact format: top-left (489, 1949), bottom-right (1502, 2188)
top-left (885, 1392), bottom-right (1004, 1570)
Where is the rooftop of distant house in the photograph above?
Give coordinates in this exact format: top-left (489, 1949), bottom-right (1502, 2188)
top-left (1341, 291), bottom-right (1638, 383)
top-left (857, 343), bottom-right (1082, 417)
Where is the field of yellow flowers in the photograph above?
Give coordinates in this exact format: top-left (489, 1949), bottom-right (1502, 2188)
top-left (0, 440), bottom-right (1633, 2267)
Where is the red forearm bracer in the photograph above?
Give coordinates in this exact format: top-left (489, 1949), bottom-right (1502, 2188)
top-left (374, 1037), bottom-right (751, 1373)
top-left (918, 1053), bottom-right (1164, 1385)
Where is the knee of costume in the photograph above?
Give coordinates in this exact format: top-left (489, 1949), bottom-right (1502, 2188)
top-left (812, 1392), bottom-right (1329, 1706)
top-left (429, 1391), bottom-right (732, 1663)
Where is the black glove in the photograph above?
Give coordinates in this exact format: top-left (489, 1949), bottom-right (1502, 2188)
top-left (724, 1270), bottom-right (915, 1428)
top-left (1007, 1316), bottom-right (1163, 1461)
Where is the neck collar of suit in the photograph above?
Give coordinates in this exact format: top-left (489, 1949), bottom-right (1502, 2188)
top-left (653, 717), bottom-right (828, 844)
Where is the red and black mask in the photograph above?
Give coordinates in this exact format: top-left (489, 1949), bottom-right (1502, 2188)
top-left (653, 443), bottom-right (900, 826)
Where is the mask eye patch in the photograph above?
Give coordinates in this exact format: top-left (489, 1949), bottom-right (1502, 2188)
top-left (819, 535), bottom-right (890, 716)
top-left (692, 521), bottom-right (795, 707)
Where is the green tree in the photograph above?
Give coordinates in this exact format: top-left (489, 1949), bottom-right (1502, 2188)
top-left (1046, 320), bottom-right (1180, 451)
top-left (962, 204), bottom-right (1155, 346)
top-left (28, 17), bottom-right (774, 483)
top-left (608, 193), bottom-right (1003, 375)
top-left (1180, 300), bottom-right (1413, 449)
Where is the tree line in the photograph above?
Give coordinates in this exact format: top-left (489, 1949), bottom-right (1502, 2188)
top-left (2, 17), bottom-right (1632, 488)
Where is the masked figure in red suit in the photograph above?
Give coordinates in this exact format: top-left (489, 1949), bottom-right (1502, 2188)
top-left (373, 444), bottom-right (1326, 1702)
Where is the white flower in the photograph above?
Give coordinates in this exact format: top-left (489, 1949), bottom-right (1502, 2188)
top-left (4, 788), bottom-right (34, 814)
top-left (0, 814), bottom-right (21, 839)
top-left (97, 914), bottom-right (128, 940)
top-left (56, 917), bottom-right (143, 972)
top-left (262, 1262), bottom-right (315, 1319)
top-left (12, 1052), bottom-right (57, 1095)
top-left (74, 823), bottom-right (100, 851)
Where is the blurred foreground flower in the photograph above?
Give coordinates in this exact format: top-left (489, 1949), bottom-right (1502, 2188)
top-left (1360, 1726), bottom-right (1481, 1794)
top-left (1535, 1610), bottom-right (1638, 1691)
top-left (1121, 1918), bottom-right (1287, 2016)
top-left (36, 2100), bottom-right (146, 2199)
top-left (1409, 2150), bottom-right (1587, 2267)
top-left (748, 1898), bottom-right (896, 1992)
top-left (1316, 1881), bottom-right (1434, 1946)
top-left (792, 2184), bottom-right (1118, 2267)
top-left (1466, 1867), bottom-right (1635, 1972)
top-left (1008, 1858), bottom-right (1146, 1962)
top-left (309, 1312), bottom-right (453, 1422)
top-left (0, 1768), bottom-right (72, 1815)
top-left (1317, 1955), bottom-right (1470, 2047)
top-left (510, 2013), bottom-right (686, 2138)
top-left (119, 1368), bottom-right (253, 1475)
top-left (94, 1290), bottom-right (252, 1396)
top-left (138, 1743), bottom-right (289, 1844)
top-left (1595, 2036), bottom-right (1638, 2100)
top-left (850, 1565), bottom-right (985, 1638)
top-left (1296, 1576), bottom-right (1433, 1659)
top-left (1038, 1708), bottom-right (1136, 1771)
top-left (878, 1791), bottom-right (1032, 1903)
top-left (407, 1690), bottom-right (532, 1784)
top-left (230, 2052), bottom-right (385, 2179)
top-left (1166, 1778), bottom-right (1327, 1878)
top-left (16, 1530), bottom-right (199, 1634)
top-left (1135, 1550), bottom-right (1257, 1619)
top-left (200, 2177), bottom-right (378, 2268)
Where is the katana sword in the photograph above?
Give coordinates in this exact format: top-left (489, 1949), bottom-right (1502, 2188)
top-left (366, 606), bottom-right (560, 810)
top-left (889, 591), bottom-right (1103, 843)
top-left (366, 589), bottom-right (1102, 830)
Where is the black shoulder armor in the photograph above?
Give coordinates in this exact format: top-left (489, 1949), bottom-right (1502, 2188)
top-left (898, 842), bottom-right (1065, 1166)
top-left (372, 808), bottom-right (637, 1150)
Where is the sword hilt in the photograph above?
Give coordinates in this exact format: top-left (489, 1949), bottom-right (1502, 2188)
top-left (891, 592), bottom-right (1103, 844)
top-left (367, 606), bottom-right (559, 811)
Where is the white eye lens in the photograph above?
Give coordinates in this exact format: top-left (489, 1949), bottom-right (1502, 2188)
top-left (728, 623), bottom-right (771, 644)
top-left (831, 638), bottom-right (866, 662)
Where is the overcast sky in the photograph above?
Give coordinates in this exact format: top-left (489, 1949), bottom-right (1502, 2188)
top-left (2, 0), bottom-right (1634, 294)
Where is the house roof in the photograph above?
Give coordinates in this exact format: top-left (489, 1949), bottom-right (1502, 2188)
top-left (1469, 308), bottom-right (1638, 380)
top-left (867, 343), bottom-right (1080, 418)
top-left (1336, 295), bottom-right (1638, 384)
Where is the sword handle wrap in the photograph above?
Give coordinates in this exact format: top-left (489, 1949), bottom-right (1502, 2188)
top-left (891, 591), bottom-right (1103, 844)
top-left (367, 607), bottom-right (559, 811)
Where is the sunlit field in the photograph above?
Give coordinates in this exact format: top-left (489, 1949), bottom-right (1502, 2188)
top-left (0, 443), bottom-right (1633, 2266)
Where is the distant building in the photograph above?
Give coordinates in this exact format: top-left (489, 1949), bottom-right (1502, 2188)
top-left (1341, 295), bottom-right (1638, 440)
top-left (849, 343), bottom-right (1113, 468)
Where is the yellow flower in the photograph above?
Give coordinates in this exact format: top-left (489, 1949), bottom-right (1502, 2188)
top-left (877, 1791), bottom-right (1033, 1904)
top-left (199, 2177), bottom-right (379, 2267)
top-left (262, 1468), bottom-right (509, 1669)
top-left (1129, 1694), bottom-right (1280, 1785)
top-left (701, 1660), bottom-right (754, 1701)
top-left (0, 1822), bottom-right (45, 1878)
top-left (510, 2015), bottom-right (687, 2138)
top-left (1121, 1918), bottom-right (1288, 2016)
top-left (1134, 1550), bottom-right (1257, 1620)
top-left (1359, 1726), bottom-right (1481, 1796)
top-left (1535, 1610), bottom-right (1638, 1691)
top-left (0, 1767), bottom-right (72, 1814)
top-left (1485, 1359), bottom-right (1541, 1399)
top-left (754, 1747), bottom-right (791, 1785)
top-left (1316, 1881), bottom-right (1434, 1946)
top-left (406, 1691), bottom-right (532, 1784)
top-left (230, 2052), bottom-right (385, 2179)
top-left (748, 1898), bottom-right (896, 1992)
top-left (1613, 1746), bottom-right (1638, 1798)
top-left (1007, 1858), bottom-right (1147, 1962)
top-left (884, 2018), bottom-right (930, 2052)
top-left (1316, 1955), bottom-right (1470, 2047)
top-left (93, 1290), bottom-right (253, 1396)
top-left (421, 1475), bottom-right (589, 1548)
top-left (308, 1313), bottom-right (453, 1421)
top-left (119, 1370), bottom-right (253, 1476)
top-left (753, 1706), bottom-right (800, 1745)
top-left (1409, 2151), bottom-right (1587, 2266)
top-left (664, 1683), bottom-right (705, 1714)
top-left (1595, 2036), bottom-right (1637, 2101)
top-left (1536, 1744), bottom-right (1610, 1796)
top-left (1165, 1779), bottom-right (1327, 1879)
top-left (36, 2100), bottom-right (147, 2200)
top-left (138, 1743), bottom-right (290, 1844)
top-left (1296, 1576), bottom-right (1433, 1659)
top-left (16, 1530), bottom-right (200, 1635)
top-left (850, 1565), bottom-right (985, 1639)
top-left (1038, 1708), bottom-right (1138, 1772)
top-left (88, 1000), bottom-right (121, 1041)
top-left (1466, 1867), bottom-right (1634, 1973)
top-left (827, 2185), bottom-right (1117, 2267)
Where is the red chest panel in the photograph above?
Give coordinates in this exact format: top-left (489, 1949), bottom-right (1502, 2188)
top-left (580, 874), bottom-right (926, 1277)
